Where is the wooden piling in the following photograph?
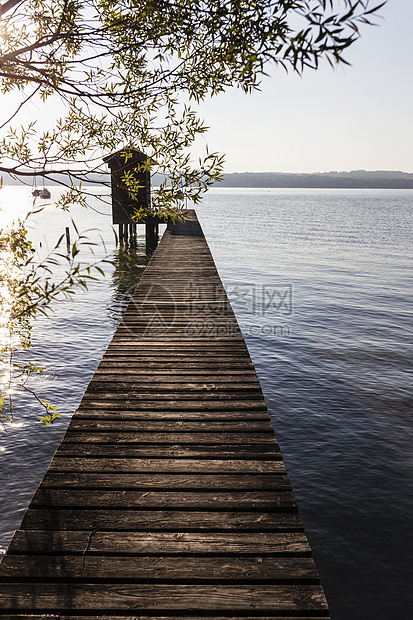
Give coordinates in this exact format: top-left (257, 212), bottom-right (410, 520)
top-left (145, 220), bottom-right (159, 254)
top-left (65, 226), bottom-right (70, 252)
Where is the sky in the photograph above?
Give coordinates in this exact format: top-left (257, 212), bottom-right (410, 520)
top-left (2, 1), bottom-right (412, 176)
top-left (195, 0), bottom-right (413, 173)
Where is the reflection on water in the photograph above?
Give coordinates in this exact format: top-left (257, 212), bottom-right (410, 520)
top-left (3, 421), bottom-right (25, 429)
top-left (109, 245), bottom-right (149, 324)
top-left (0, 187), bottom-right (154, 556)
top-left (0, 214), bottom-right (31, 425)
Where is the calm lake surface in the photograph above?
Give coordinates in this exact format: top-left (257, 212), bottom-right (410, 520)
top-left (1, 187), bottom-right (412, 620)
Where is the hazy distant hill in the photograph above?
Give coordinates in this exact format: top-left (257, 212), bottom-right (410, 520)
top-left (219, 170), bottom-right (413, 189)
top-left (0, 172), bottom-right (110, 187)
top-left (2, 170), bottom-right (412, 189)
top-left (0, 172), bottom-right (162, 186)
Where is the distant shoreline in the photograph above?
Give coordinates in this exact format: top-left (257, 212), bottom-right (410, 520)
top-left (218, 171), bottom-right (413, 189)
top-left (2, 170), bottom-right (413, 189)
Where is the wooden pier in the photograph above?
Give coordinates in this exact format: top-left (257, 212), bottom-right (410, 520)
top-left (0, 211), bottom-right (330, 618)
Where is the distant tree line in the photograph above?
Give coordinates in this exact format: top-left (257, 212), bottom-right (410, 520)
top-left (219, 171), bottom-right (413, 189)
top-left (3, 169), bottom-right (412, 189)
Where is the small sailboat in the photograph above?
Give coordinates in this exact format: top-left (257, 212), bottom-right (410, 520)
top-left (39, 187), bottom-right (51, 199)
top-left (32, 175), bottom-right (41, 196)
top-left (32, 173), bottom-right (51, 199)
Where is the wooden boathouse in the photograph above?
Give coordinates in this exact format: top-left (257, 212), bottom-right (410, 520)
top-left (0, 211), bottom-right (330, 618)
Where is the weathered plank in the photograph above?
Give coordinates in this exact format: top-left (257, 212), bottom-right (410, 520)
top-left (86, 383), bottom-right (262, 392)
top-left (40, 473), bottom-right (292, 490)
top-left (60, 432), bottom-right (278, 444)
top-left (89, 372), bottom-right (260, 381)
top-left (104, 343), bottom-right (248, 350)
top-left (8, 531), bottom-right (309, 555)
top-left (0, 617), bottom-right (330, 620)
top-left (76, 400), bottom-right (268, 410)
top-left (0, 555), bottom-right (319, 581)
top-left (71, 408), bottom-right (271, 420)
top-left (53, 445), bottom-right (282, 459)
top-left (0, 583), bottom-right (328, 612)
top-left (30, 489), bottom-right (297, 510)
top-left (67, 419), bottom-right (274, 432)
top-left (0, 616), bottom-right (329, 620)
top-left (84, 389), bottom-right (264, 400)
top-left (20, 510), bottom-right (303, 532)
top-left (96, 360), bottom-right (256, 367)
top-left (97, 358), bottom-right (255, 366)
top-left (48, 458), bottom-right (283, 473)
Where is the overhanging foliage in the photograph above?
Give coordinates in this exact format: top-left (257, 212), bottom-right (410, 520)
top-left (0, 0), bottom-right (384, 215)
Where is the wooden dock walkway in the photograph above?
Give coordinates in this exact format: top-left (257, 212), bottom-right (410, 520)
top-left (0, 211), bottom-right (330, 618)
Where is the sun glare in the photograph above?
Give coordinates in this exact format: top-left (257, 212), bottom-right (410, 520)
top-left (0, 190), bottom-right (25, 395)
top-left (0, 187), bottom-right (31, 229)
top-left (0, 247), bottom-right (14, 398)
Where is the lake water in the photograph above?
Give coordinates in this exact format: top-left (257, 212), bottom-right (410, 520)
top-left (1, 186), bottom-right (412, 620)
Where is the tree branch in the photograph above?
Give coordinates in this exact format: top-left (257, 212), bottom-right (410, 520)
top-left (0, 0), bottom-right (25, 18)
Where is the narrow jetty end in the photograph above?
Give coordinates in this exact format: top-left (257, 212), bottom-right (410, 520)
top-left (0, 211), bottom-right (330, 618)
